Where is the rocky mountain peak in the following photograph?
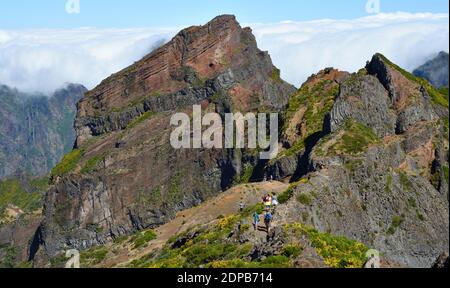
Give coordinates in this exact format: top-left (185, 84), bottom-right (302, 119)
top-left (302, 67), bottom-right (349, 88)
top-left (75, 14), bottom-right (295, 147)
top-left (366, 53), bottom-right (414, 109)
top-left (77, 14), bottom-right (243, 118)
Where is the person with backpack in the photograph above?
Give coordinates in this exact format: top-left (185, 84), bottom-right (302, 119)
top-left (265, 194), bottom-right (272, 211)
top-left (252, 212), bottom-right (260, 231)
top-left (264, 212), bottom-right (273, 233)
top-left (272, 193), bottom-right (279, 207)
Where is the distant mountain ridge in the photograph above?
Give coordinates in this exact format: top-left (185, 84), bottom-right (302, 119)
top-left (413, 51), bottom-right (449, 88)
top-left (0, 84), bottom-right (87, 179)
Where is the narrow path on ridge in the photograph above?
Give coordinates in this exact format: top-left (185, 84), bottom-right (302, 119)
top-left (99, 181), bottom-right (289, 268)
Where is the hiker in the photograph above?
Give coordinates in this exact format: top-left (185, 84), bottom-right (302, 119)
top-left (239, 202), bottom-right (245, 213)
top-left (272, 193), bottom-right (279, 207)
top-left (252, 212), bottom-right (260, 231)
top-left (264, 212), bottom-right (273, 233)
top-left (265, 194), bottom-right (272, 210)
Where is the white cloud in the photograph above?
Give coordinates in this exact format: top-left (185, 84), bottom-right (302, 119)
top-left (0, 12), bottom-right (448, 93)
top-left (250, 12), bottom-right (449, 87)
top-left (0, 28), bottom-right (175, 93)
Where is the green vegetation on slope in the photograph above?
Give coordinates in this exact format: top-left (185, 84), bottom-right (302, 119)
top-left (278, 178), bottom-right (309, 204)
top-left (444, 165), bottom-right (449, 183)
top-left (317, 120), bottom-right (380, 156)
top-left (50, 149), bottom-right (84, 179)
top-left (387, 215), bottom-right (404, 235)
top-left (234, 164), bottom-right (255, 185)
top-left (278, 187), bottom-right (294, 204)
top-left (126, 111), bottom-right (155, 131)
top-left (80, 153), bottom-right (105, 174)
top-left (130, 229), bottom-right (157, 249)
top-left (297, 193), bottom-right (313, 206)
top-left (125, 210), bottom-right (369, 268)
top-left (282, 80), bottom-right (339, 157)
top-left (0, 246), bottom-right (17, 268)
top-left (128, 215), bottom-right (252, 268)
top-left (0, 178), bottom-right (46, 217)
top-left (270, 68), bottom-right (282, 83)
top-left (377, 53), bottom-right (449, 108)
top-left (285, 223), bottom-right (369, 268)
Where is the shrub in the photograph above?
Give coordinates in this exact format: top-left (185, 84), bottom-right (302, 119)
top-left (240, 165), bottom-right (254, 184)
top-left (0, 247), bottom-right (17, 268)
top-left (387, 216), bottom-right (404, 235)
top-left (327, 120), bottom-right (379, 156)
top-left (126, 111), bottom-right (155, 130)
top-left (385, 174), bottom-right (393, 193)
top-left (399, 172), bottom-right (412, 191)
top-left (131, 229), bottom-right (157, 249)
top-left (168, 173), bottom-right (182, 202)
top-left (297, 193), bottom-right (313, 206)
top-left (258, 255), bottom-right (291, 268)
top-left (278, 187), bottom-right (294, 204)
top-left (285, 223), bottom-right (369, 268)
top-left (282, 244), bottom-right (303, 258)
top-left (443, 165), bottom-right (449, 183)
top-left (270, 68), bottom-right (282, 83)
top-left (81, 154), bottom-right (105, 174)
top-left (241, 203), bottom-right (264, 217)
top-left (0, 179), bottom-right (43, 215)
top-left (80, 247), bottom-right (109, 266)
top-left (113, 235), bottom-right (129, 245)
top-left (51, 149), bottom-right (84, 178)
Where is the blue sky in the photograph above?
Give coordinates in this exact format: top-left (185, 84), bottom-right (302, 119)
top-left (0, 0), bottom-right (449, 28)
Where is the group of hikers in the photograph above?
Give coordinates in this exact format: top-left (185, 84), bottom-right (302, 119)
top-left (251, 193), bottom-right (278, 234)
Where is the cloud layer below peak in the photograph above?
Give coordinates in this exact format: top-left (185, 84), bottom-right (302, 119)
top-left (0, 28), bottom-right (175, 94)
top-left (0, 12), bottom-right (448, 93)
top-left (251, 12), bottom-right (449, 87)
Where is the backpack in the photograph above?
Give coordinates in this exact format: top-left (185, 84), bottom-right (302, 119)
top-left (264, 213), bottom-right (272, 222)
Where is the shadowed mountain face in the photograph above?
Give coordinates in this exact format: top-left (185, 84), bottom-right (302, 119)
top-left (0, 84), bottom-right (87, 179)
top-left (16, 15), bottom-right (447, 268)
top-left (414, 51), bottom-right (449, 88)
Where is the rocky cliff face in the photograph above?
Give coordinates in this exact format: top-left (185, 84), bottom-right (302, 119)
top-left (0, 175), bottom-right (48, 267)
top-left (35, 15), bottom-right (295, 260)
top-left (74, 15), bottom-right (294, 147)
top-left (413, 51), bottom-right (449, 88)
top-left (273, 54), bottom-right (449, 267)
top-left (0, 84), bottom-right (87, 179)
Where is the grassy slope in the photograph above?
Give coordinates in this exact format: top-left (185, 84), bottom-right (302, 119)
top-left (0, 177), bottom-right (48, 217)
top-left (280, 80), bottom-right (339, 157)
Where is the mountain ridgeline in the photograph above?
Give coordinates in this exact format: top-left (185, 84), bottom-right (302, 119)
top-left (413, 51), bottom-right (449, 89)
top-left (5, 15), bottom-right (447, 268)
